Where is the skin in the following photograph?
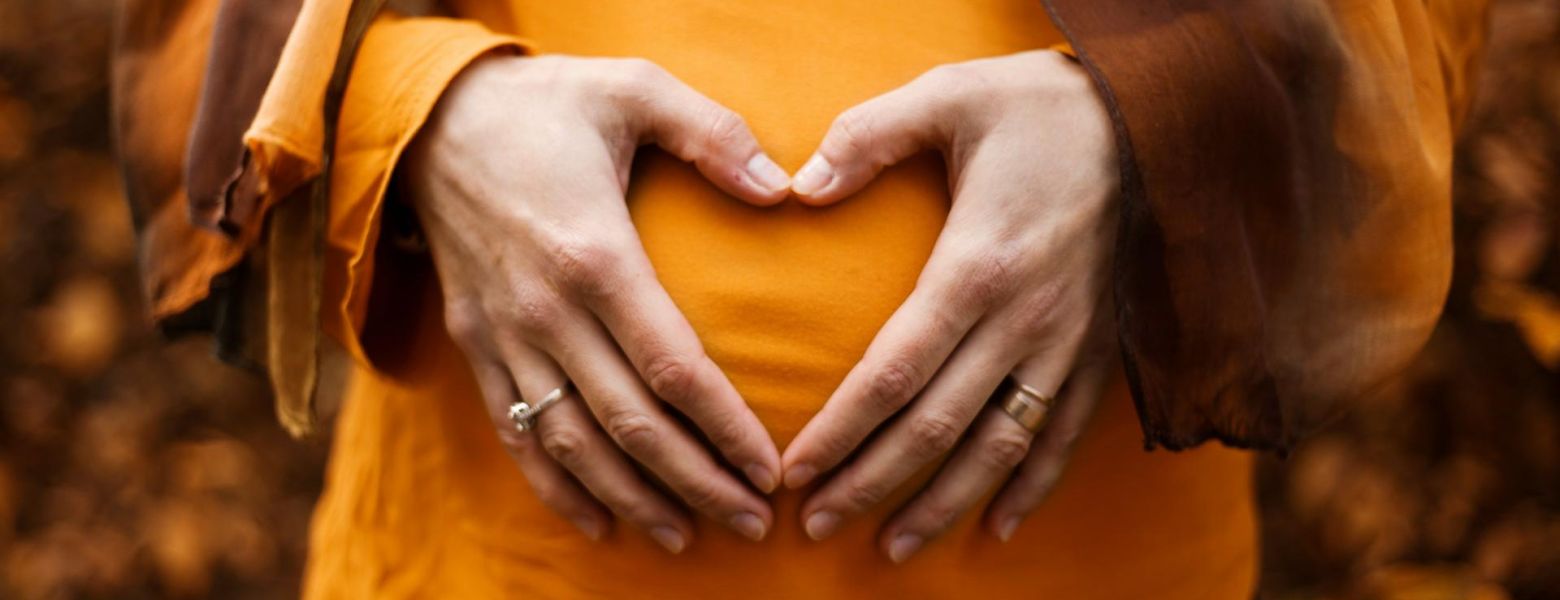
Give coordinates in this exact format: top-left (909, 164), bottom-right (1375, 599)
top-left (404, 54), bottom-right (792, 553)
top-left (781, 49), bottom-right (1120, 563)
top-left (405, 48), bottom-right (1119, 562)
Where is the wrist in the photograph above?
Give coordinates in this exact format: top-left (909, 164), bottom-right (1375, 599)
top-left (1044, 52), bottom-right (1119, 200)
top-left (406, 52), bottom-right (526, 189)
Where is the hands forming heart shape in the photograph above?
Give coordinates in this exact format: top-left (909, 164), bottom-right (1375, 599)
top-left (405, 49), bottom-right (1118, 563)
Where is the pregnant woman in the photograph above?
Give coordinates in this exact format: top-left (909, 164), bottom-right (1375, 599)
top-left (113, 0), bottom-right (1488, 597)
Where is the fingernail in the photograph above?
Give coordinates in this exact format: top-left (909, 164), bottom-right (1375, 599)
top-left (997, 516), bottom-right (1021, 542)
top-left (745, 153), bottom-right (791, 193)
top-left (784, 464), bottom-right (818, 489)
top-left (791, 154), bottom-right (834, 197)
top-left (745, 463), bottom-right (777, 494)
top-left (730, 512), bottom-right (767, 541)
top-left (650, 526), bottom-right (686, 554)
top-left (888, 533), bottom-right (923, 564)
top-left (804, 511), bottom-right (840, 541)
top-left (573, 517), bottom-right (605, 542)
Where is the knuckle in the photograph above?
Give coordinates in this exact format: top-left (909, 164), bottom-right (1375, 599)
top-left (443, 303), bottom-right (485, 349)
top-left (863, 357), bottom-right (923, 413)
top-left (505, 290), bottom-right (564, 337)
top-left (1015, 281), bottom-right (1067, 334)
top-left (676, 477), bottom-right (725, 512)
top-left (587, 479), bottom-right (639, 514)
top-left (812, 430), bottom-right (864, 463)
top-left (621, 503), bottom-right (666, 528)
top-left (697, 108), bottom-right (748, 153)
top-left (548, 237), bottom-right (626, 296)
top-left (703, 416), bottom-right (749, 455)
top-left (948, 247), bottom-right (1019, 310)
top-left (982, 433), bottom-right (1033, 471)
top-left (1018, 458), bottom-right (1065, 503)
top-left (601, 58), bottom-right (675, 112)
top-left (643, 352), bottom-right (699, 402)
top-left (918, 64), bottom-right (974, 110)
top-left (831, 109), bottom-right (877, 158)
top-left (918, 500), bottom-right (960, 531)
top-left (605, 412), bottom-right (661, 456)
top-left (910, 290), bottom-right (964, 340)
top-left (527, 478), bottom-right (566, 508)
top-left (539, 427), bottom-right (589, 468)
top-left (842, 477), bottom-right (888, 510)
top-left (926, 62), bottom-right (992, 109)
top-left (612, 57), bottom-right (667, 92)
top-left (907, 413), bottom-right (962, 457)
top-left (924, 62), bottom-right (973, 88)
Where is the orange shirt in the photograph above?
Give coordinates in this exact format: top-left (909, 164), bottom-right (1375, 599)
top-left (258, 1), bottom-right (1259, 597)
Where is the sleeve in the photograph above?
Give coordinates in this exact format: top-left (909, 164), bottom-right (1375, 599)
top-left (1038, 0), bottom-right (1491, 452)
top-left (112, 0), bottom-right (252, 329)
top-left (115, 0), bottom-right (528, 435)
top-left (240, 7), bottom-right (527, 362)
top-left (257, 8), bottom-right (529, 435)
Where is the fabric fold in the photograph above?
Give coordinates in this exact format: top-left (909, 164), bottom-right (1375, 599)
top-left (253, 7), bottom-right (527, 434)
top-left (1042, 0), bottom-right (1489, 452)
top-left (116, 0), bottom-right (527, 435)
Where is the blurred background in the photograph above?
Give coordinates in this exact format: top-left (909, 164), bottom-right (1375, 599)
top-left (0, 0), bottom-right (1556, 598)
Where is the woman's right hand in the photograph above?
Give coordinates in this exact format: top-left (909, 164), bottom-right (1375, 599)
top-left (404, 54), bottom-right (791, 553)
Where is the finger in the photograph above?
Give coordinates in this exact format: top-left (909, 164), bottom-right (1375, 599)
top-left (790, 70), bottom-right (954, 205)
top-left (796, 319), bottom-right (1014, 541)
top-left (540, 307), bottom-right (774, 541)
top-left (625, 59), bottom-right (790, 206)
top-left (782, 248), bottom-right (999, 489)
top-left (468, 358), bottom-right (612, 542)
top-left (879, 404), bottom-right (1038, 563)
top-left (983, 358), bottom-right (1112, 542)
top-left (574, 248), bottom-right (780, 493)
top-left (499, 344), bottom-right (696, 552)
top-left (532, 387), bottom-right (699, 553)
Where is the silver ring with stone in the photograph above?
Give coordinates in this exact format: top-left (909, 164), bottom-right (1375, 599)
top-left (508, 382), bottom-right (573, 433)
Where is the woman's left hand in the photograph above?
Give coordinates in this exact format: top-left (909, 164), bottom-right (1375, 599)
top-left (780, 49), bottom-right (1120, 562)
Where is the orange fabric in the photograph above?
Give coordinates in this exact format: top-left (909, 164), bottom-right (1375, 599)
top-left (111, 0), bottom-right (249, 320)
top-left (259, 1), bottom-right (1258, 598)
top-left (243, 10), bottom-right (527, 366)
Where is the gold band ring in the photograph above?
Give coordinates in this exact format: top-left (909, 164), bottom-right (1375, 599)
top-left (999, 380), bottom-right (1054, 433)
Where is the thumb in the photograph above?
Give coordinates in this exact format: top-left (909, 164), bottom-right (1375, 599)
top-left (631, 63), bottom-right (790, 207)
top-left (792, 76), bottom-right (950, 206)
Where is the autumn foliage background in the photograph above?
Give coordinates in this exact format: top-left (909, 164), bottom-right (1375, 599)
top-left (1, 0), bottom-right (1557, 598)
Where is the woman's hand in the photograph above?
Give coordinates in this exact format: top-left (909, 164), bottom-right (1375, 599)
top-left (405, 54), bottom-right (792, 553)
top-left (779, 50), bottom-right (1120, 562)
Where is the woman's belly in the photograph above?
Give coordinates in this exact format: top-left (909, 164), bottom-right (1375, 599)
top-left (467, 0), bottom-right (1062, 436)
top-left (630, 152), bottom-right (948, 437)
top-left (308, 2), bottom-right (1259, 598)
